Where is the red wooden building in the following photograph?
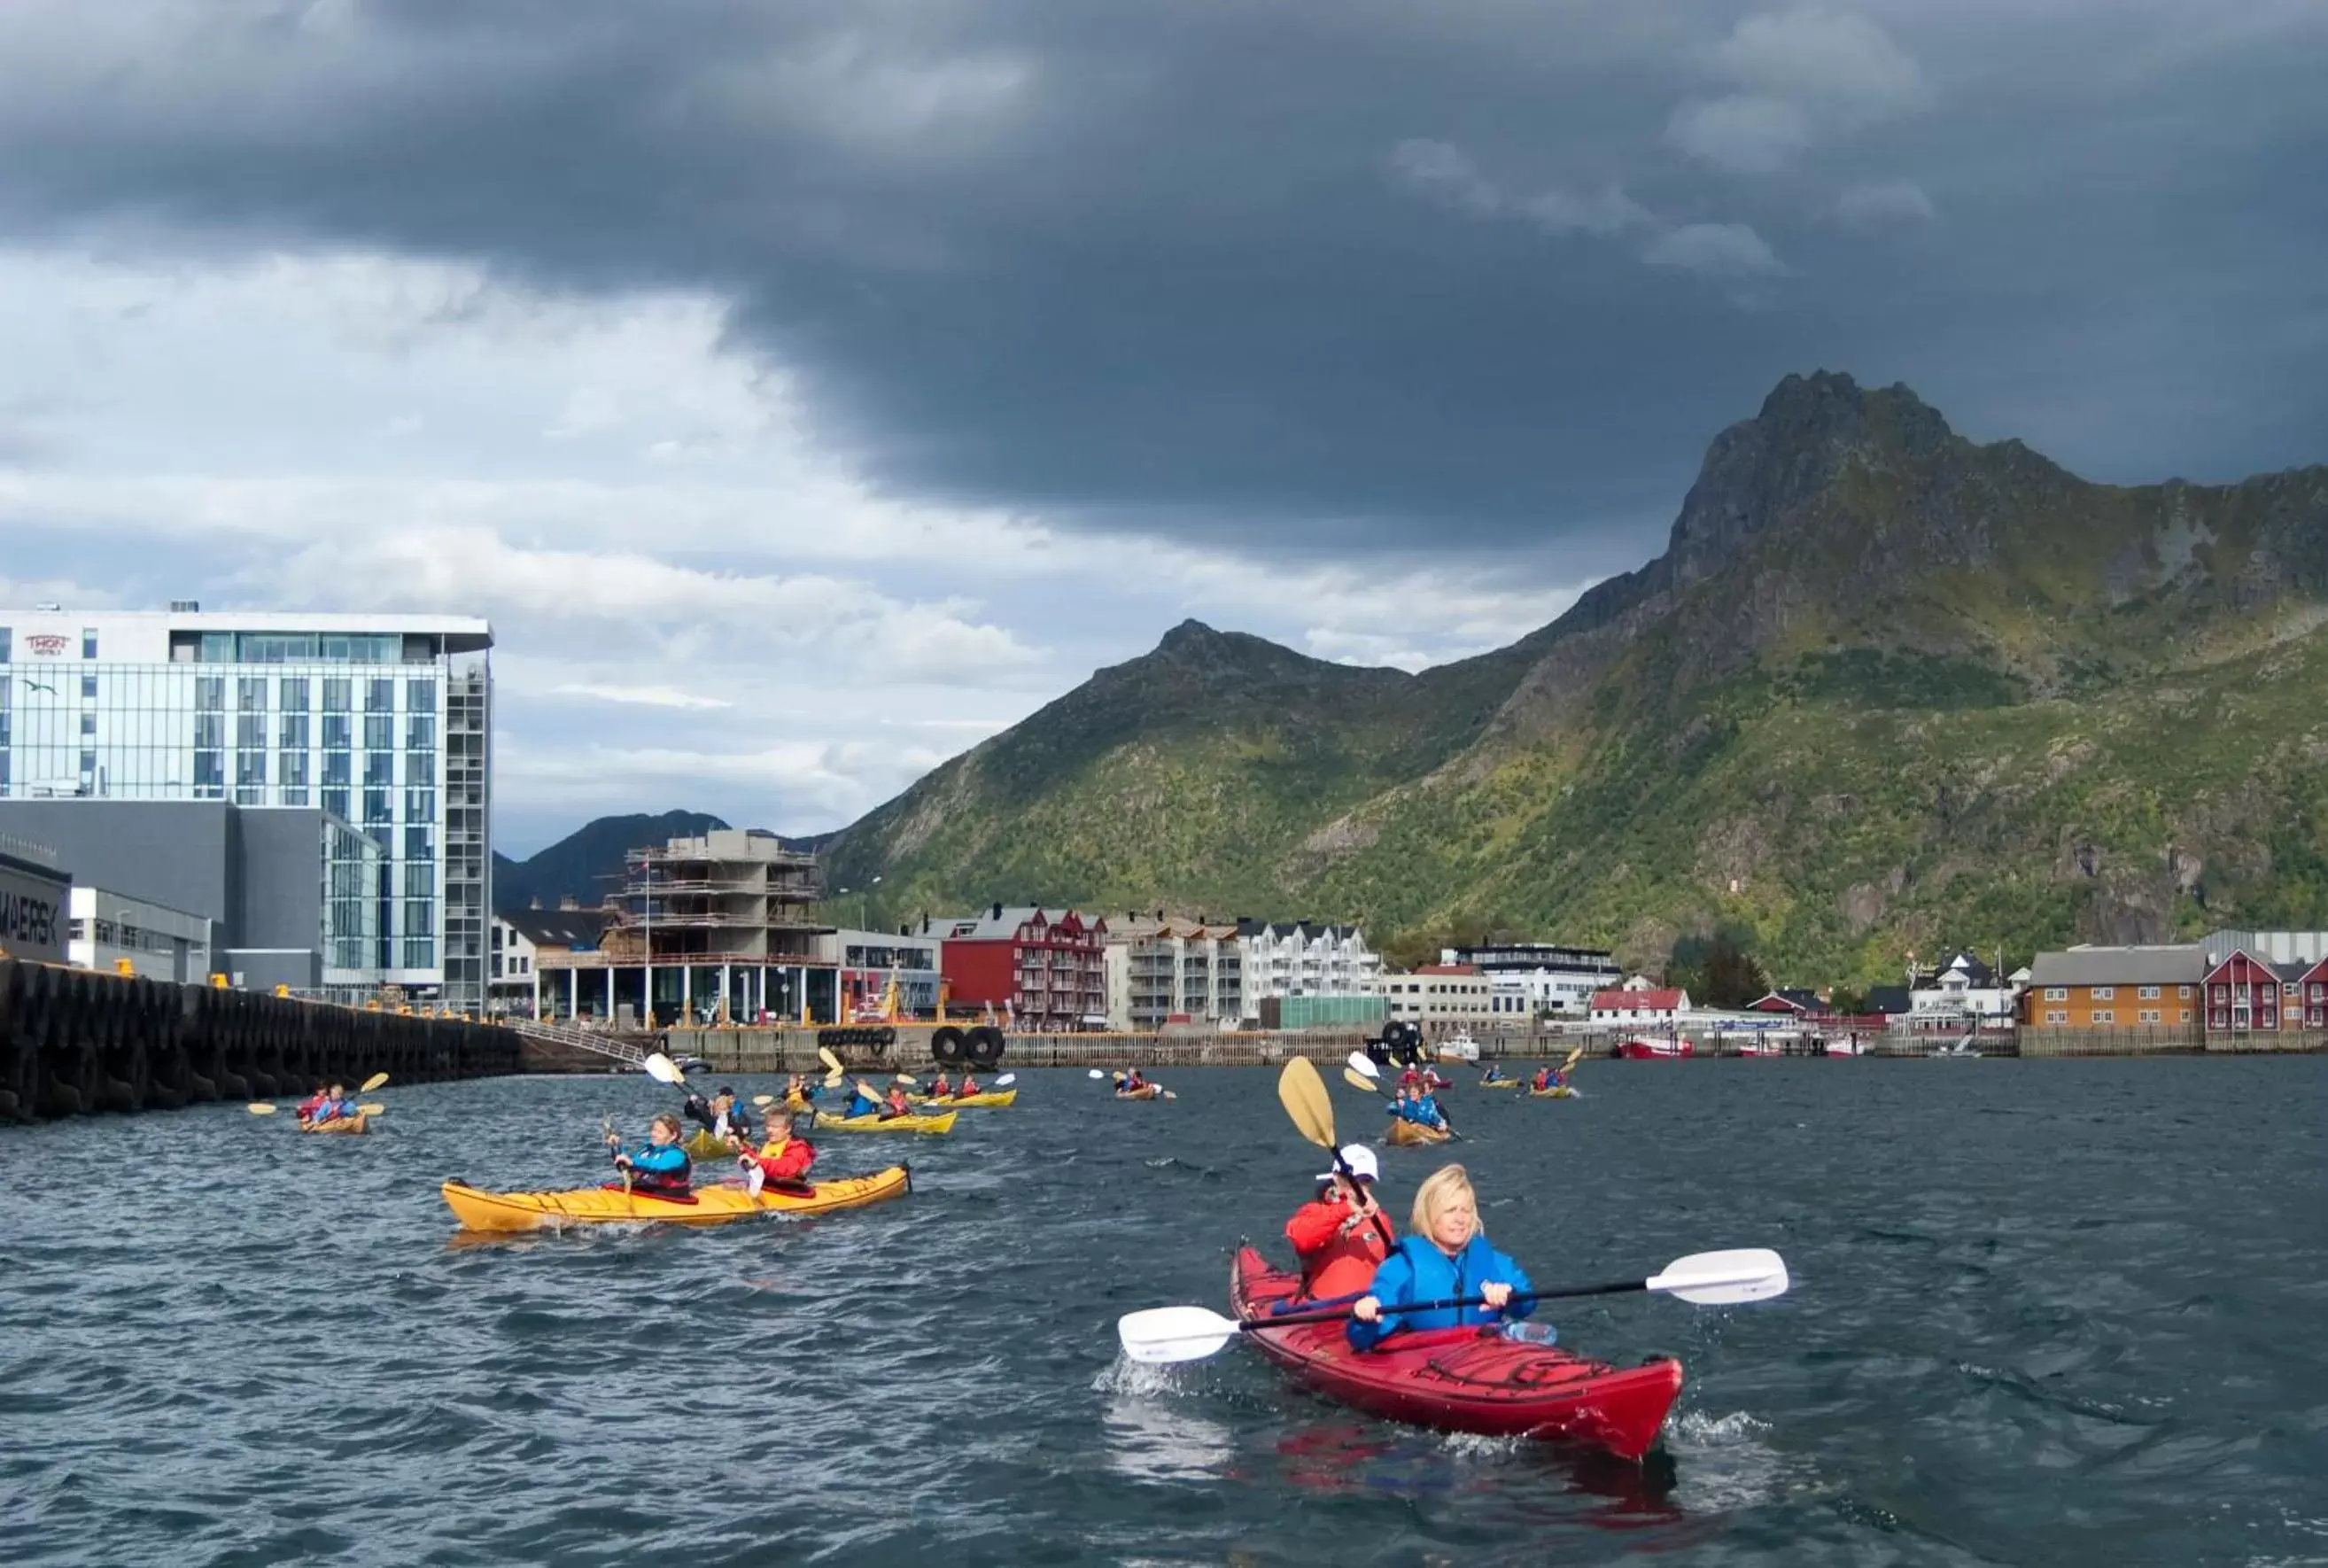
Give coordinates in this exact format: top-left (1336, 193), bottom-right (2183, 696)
top-left (927, 904), bottom-right (1110, 1032)
top-left (2200, 948), bottom-right (2311, 1035)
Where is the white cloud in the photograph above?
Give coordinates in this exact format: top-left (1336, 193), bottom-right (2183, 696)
top-left (1670, 7), bottom-right (1929, 175)
top-left (1387, 141), bottom-right (1765, 283)
top-left (1642, 222), bottom-right (1787, 278)
top-left (1712, 8), bottom-right (1927, 118)
top-left (1835, 177), bottom-right (1939, 228)
top-left (553, 683), bottom-right (734, 711)
top-left (1664, 94), bottom-right (1814, 176)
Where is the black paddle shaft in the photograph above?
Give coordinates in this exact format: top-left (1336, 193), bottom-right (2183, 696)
top-left (1327, 1148), bottom-right (1397, 1250)
top-left (1246, 1277), bottom-right (1648, 1335)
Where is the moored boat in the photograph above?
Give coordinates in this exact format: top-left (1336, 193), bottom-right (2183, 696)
top-left (1229, 1247), bottom-right (1682, 1461)
top-left (1617, 1036), bottom-right (1693, 1060)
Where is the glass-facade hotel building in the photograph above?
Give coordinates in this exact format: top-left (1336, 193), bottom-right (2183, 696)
top-left (0, 609), bottom-right (493, 1010)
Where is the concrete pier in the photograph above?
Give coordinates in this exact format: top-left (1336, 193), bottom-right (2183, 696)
top-left (0, 959), bottom-right (524, 1122)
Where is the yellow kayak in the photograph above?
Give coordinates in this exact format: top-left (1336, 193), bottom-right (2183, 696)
top-left (681, 1129), bottom-right (740, 1160)
top-left (814, 1110), bottom-right (958, 1136)
top-left (908, 1089), bottom-right (1018, 1108)
top-left (438, 1165), bottom-right (912, 1232)
top-left (1114, 1085), bottom-right (1175, 1100)
top-left (1385, 1118), bottom-right (1452, 1146)
top-left (1530, 1087), bottom-right (1579, 1099)
top-left (299, 1114), bottom-right (369, 1135)
top-left (1478, 1080), bottom-right (1523, 1091)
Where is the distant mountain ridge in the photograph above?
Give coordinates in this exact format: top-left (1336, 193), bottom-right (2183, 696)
top-left (821, 370), bottom-right (2328, 982)
top-left (493, 811), bottom-right (729, 912)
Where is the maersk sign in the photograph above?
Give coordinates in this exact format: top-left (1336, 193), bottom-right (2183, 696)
top-left (0, 851), bottom-right (67, 962)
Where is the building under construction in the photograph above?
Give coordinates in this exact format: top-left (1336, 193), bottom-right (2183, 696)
top-left (529, 827), bottom-right (835, 1025)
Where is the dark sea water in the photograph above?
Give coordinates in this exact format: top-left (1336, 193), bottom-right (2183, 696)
top-left (4, 1059), bottom-right (2324, 1567)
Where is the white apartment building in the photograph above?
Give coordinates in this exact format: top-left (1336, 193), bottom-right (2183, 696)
top-left (1442, 941), bottom-right (1623, 1018)
top-left (1102, 915), bottom-right (1245, 1029)
top-left (0, 606), bottom-right (493, 1009)
top-left (1237, 920), bottom-right (1381, 1005)
top-left (1381, 966), bottom-right (1498, 1030)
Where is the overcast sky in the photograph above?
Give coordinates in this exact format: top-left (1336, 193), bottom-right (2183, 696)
top-left (2, 1), bottom-right (2322, 854)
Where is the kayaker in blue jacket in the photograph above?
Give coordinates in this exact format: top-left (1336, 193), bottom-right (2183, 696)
top-left (1410, 1091), bottom-right (1448, 1131)
top-left (604, 1113), bottom-right (692, 1196)
top-left (1349, 1164), bottom-right (1533, 1351)
top-left (308, 1083), bottom-right (358, 1123)
top-left (845, 1079), bottom-right (883, 1119)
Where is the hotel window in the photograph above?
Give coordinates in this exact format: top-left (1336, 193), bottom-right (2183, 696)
top-left (366, 678), bottom-right (395, 713)
top-left (364, 715), bottom-right (393, 750)
top-left (279, 677), bottom-right (309, 712)
top-left (237, 714), bottom-right (266, 748)
top-left (405, 714), bottom-right (436, 749)
top-left (81, 628), bottom-right (97, 658)
top-left (196, 676), bottom-right (225, 711)
top-left (322, 713), bottom-right (351, 749)
top-left (363, 750), bottom-right (393, 787)
top-left (404, 863), bottom-right (435, 897)
top-left (407, 678), bottom-right (437, 713)
top-left (81, 673), bottom-right (97, 699)
top-left (362, 788), bottom-right (392, 827)
top-left (193, 750), bottom-right (224, 796)
top-left (2138, 984), bottom-right (2160, 999)
top-left (0, 628), bottom-right (9, 661)
top-left (2044, 986), bottom-right (2067, 1001)
top-left (238, 677), bottom-right (268, 711)
top-left (322, 751), bottom-right (351, 786)
top-left (79, 711), bottom-right (95, 736)
top-left (322, 787), bottom-right (350, 820)
top-left (322, 678), bottom-right (351, 712)
top-left (278, 713), bottom-right (309, 748)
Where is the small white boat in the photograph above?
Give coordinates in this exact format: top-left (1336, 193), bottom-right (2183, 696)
top-left (1435, 1029), bottom-right (1481, 1062)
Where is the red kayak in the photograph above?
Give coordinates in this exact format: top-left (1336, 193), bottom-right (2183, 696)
top-left (1230, 1247), bottom-right (1684, 1461)
top-left (1617, 1036), bottom-right (1693, 1059)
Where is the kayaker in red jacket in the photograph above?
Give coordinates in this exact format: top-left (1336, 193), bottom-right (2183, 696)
top-left (1284, 1144), bottom-right (1393, 1300)
top-left (295, 1085), bottom-right (328, 1124)
top-left (740, 1128), bottom-right (816, 1196)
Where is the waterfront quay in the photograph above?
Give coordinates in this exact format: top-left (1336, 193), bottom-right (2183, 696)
top-left (0, 958), bottom-right (523, 1122)
top-left (519, 1020), bottom-right (2328, 1075)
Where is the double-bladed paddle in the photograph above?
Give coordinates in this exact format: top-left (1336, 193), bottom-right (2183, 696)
top-left (1116, 1247), bottom-right (1792, 1364)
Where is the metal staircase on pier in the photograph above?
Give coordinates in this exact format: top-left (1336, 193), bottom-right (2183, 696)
top-left (508, 1017), bottom-right (651, 1068)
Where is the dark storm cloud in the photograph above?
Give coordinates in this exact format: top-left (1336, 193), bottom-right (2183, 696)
top-left (2, 0), bottom-right (2323, 565)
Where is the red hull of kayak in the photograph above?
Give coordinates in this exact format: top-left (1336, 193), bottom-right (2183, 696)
top-left (1617, 1037), bottom-right (1693, 1059)
top-left (1230, 1248), bottom-right (1683, 1461)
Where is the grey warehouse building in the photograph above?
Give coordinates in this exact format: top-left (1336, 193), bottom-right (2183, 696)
top-left (0, 800), bottom-right (384, 997)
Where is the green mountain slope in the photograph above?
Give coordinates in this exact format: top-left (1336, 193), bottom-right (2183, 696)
top-left (826, 372), bottom-right (2328, 982)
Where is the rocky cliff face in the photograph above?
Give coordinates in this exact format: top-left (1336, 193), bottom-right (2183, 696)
top-left (826, 372), bottom-right (2328, 981)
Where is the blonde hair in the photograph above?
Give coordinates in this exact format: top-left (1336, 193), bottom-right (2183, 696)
top-left (1410, 1163), bottom-right (1478, 1241)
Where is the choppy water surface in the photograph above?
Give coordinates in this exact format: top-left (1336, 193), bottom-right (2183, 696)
top-left (4, 1060), bottom-right (2324, 1566)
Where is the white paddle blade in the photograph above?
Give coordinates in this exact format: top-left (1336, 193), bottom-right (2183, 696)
top-left (752, 1094), bottom-right (775, 1106)
top-left (642, 1052), bottom-right (685, 1086)
top-left (991, 1074), bottom-right (1016, 1086)
top-left (1088, 1068), bottom-right (1106, 1079)
top-left (1116, 1305), bottom-right (1244, 1365)
top-left (1647, 1247), bottom-right (1790, 1306)
top-left (1346, 1051), bottom-right (1380, 1079)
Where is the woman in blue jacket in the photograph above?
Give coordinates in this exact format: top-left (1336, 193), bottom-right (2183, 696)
top-left (605, 1113), bottom-right (693, 1196)
top-left (1348, 1163), bottom-right (1533, 1351)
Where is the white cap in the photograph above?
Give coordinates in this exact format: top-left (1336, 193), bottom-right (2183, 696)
top-left (1318, 1144), bottom-right (1379, 1183)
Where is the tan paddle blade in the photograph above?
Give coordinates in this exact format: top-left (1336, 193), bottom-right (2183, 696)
top-left (1340, 1067), bottom-right (1380, 1095)
top-left (1277, 1057), bottom-right (1336, 1150)
top-left (752, 1093), bottom-right (776, 1107)
top-left (356, 1102), bottom-right (385, 1115)
top-left (893, 1074), bottom-right (918, 1087)
top-left (246, 1102), bottom-right (277, 1115)
top-left (360, 1072), bottom-right (390, 1093)
top-left (818, 1046), bottom-right (844, 1075)
top-left (1562, 1047), bottom-right (1583, 1073)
